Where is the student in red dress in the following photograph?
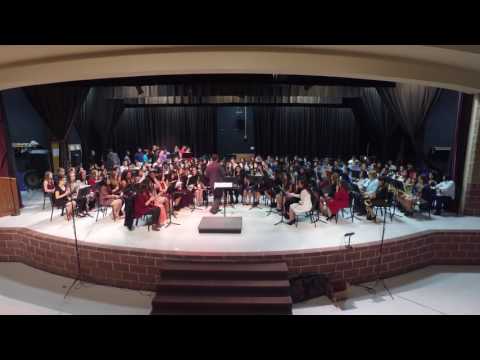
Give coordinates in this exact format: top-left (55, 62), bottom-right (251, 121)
top-left (321, 179), bottom-right (350, 220)
top-left (133, 182), bottom-right (161, 231)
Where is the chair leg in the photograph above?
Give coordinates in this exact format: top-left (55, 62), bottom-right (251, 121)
top-left (335, 213), bottom-right (338, 224)
top-left (43, 196), bottom-right (46, 210)
top-left (295, 215), bottom-right (298, 228)
top-left (96, 206), bottom-right (100, 222)
top-left (50, 205), bottom-right (54, 222)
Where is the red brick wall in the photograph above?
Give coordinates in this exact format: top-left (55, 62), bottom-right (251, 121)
top-left (1, 227), bottom-right (480, 291)
top-left (464, 184), bottom-right (480, 216)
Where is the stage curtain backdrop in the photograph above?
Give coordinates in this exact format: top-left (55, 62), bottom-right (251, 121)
top-left (24, 84), bottom-right (90, 168)
top-left (74, 88), bottom-right (125, 164)
top-left (253, 106), bottom-right (363, 158)
top-left (360, 88), bottom-right (403, 160)
top-left (111, 106), bottom-right (217, 157)
top-left (377, 84), bottom-right (441, 166)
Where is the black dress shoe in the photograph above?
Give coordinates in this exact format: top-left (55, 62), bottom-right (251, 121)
top-left (287, 220), bottom-right (295, 225)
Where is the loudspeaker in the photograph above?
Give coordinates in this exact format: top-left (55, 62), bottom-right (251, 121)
top-left (429, 147), bottom-right (451, 162)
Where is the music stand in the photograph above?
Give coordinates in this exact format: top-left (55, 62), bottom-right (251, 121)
top-left (389, 179), bottom-right (405, 219)
top-left (164, 182), bottom-right (181, 227)
top-left (274, 188), bottom-right (288, 226)
top-left (214, 182), bottom-right (236, 217)
top-left (247, 175), bottom-right (264, 210)
top-left (224, 176), bottom-right (238, 209)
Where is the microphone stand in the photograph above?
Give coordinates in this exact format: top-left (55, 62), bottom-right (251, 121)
top-left (64, 198), bottom-right (84, 299)
top-left (274, 190), bottom-right (287, 226)
top-left (356, 206), bottom-right (393, 299)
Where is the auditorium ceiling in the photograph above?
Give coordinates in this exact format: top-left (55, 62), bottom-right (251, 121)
top-left (0, 45), bottom-right (479, 93)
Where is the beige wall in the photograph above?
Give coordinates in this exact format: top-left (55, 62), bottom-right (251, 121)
top-left (1, 47), bottom-right (480, 93)
top-left (462, 95), bottom-right (480, 215)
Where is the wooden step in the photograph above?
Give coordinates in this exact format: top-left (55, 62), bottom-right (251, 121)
top-left (160, 261), bottom-right (288, 280)
top-left (151, 294), bottom-right (292, 315)
top-left (156, 279), bottom-right (291, 297)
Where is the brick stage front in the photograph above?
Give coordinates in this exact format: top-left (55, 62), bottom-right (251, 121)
top-left (1, 227), bottom-right (480, 291)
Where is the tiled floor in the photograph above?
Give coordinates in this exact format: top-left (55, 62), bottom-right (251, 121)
top-left (293, 265), bottom-right (480, 315)
top-left (0, 190), bottom-right (478, 253)
top-left (0, 262), bottom-right (479, 315)
top-left (0, 263), bottom-right (153, 315)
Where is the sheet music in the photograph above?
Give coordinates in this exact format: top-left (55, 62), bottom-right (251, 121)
top-left (214, 182), bottom-right (234, 189)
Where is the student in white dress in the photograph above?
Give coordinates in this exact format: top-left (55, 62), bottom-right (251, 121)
top-left (286, 179), bottom-right (312, 225)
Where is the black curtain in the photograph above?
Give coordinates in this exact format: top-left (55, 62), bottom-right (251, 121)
top-left (357, 89), bottom-right (404, 161)
top-left (74, 88), bottom-right (125, 163)
top-left (376, 84), bottom-right (441, 166)
top-left (253, 106), bottom-right (362, 158)
top-left (112, 106), bottom-right (217, 157)
top-left (75, 90), bottom-right (102, 165)
top-left (23, 84), bottom-right (90, 168)
top-left (96, 99), bottom-right (125, 154)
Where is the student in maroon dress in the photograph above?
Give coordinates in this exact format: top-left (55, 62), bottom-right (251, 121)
top-left (43, 171), bottom-right (55, 194)
top-left (134, 182), bottom-right (161, 231)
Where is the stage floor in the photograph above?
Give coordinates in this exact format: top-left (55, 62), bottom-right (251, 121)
top-left (1, 190), bottom-right (479, 253)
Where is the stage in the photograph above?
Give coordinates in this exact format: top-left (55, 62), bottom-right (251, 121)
top-left (1, 190), bottom-right (479, 254)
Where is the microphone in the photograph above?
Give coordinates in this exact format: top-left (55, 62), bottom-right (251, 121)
top-left (344, 232), bottom-right (355, 248)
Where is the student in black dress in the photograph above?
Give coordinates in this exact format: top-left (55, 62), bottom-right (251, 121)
top-left (233, 165), bottom-right (244, 204)
top-left (54, 176), bottom-right (76, 221)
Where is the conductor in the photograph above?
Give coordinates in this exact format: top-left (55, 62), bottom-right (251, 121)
top-left (205, 154), bottom-right (225, 214)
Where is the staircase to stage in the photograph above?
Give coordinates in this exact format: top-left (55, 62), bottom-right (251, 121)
top-left (151, 261), bottom-right (292, 315)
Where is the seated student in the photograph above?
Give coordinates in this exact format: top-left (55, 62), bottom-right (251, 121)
top-left (364, 176), bottom-right (389, 222)
top-left (356, 170), bottom-right (368, 189)
top-left (43, 171), bottom-right (55, 196)
top-left (434, 175), bottom-right (455, 215)
top-left (99, 176), bottom-right (123, 220)
top-left (53, 167), bottom-right (66, 184)
top-left (362, 170), bottom-right (380, 196)
top-left (321, 179), bottom-right (350, 220)
top-left (87, 169), bottom-right (99, 186)
top-left (319, 172), bottom-right (338, 204)
top-left (286, 179), bottom-right (313, 225)
top-left (133, 182), bottom-right (161, 231)
top-left (397, 175), bottom-right (419, 216)
top-left (134, 148), bottom-right (144, 164)
top-left (352, 170), bottom-right (378, 216)
top-left (54, 176), bottom-right (76, 221)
